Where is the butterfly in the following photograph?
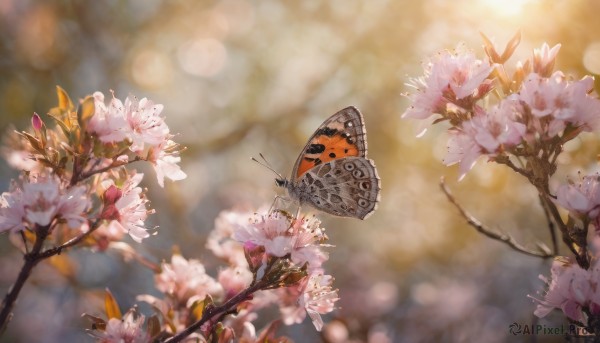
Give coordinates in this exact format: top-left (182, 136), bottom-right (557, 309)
top-left (275, 106), bottom-right (381, 219)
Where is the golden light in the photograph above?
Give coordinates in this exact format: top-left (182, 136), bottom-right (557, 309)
top-left (130, 49), bottom-right (173, 89)
top-left (177, 38), bottom-right (228, 77)
top-left (583, 42), bottom-right (600, 75)
top-left (480, 0), bottom-right (532, 18)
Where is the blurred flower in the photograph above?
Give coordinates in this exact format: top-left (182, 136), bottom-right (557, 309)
top-left (90, 309), bottom-right (150, 343)
top-left (218, 266), bottom-right (253, 299)
top-left (0, 174), bottom-right (89, 233)
top-left (532, 43), bottom-right (561, 77)
top-left (530, 257), bottom-right (600, 322)
top-left (155, 254), bottom-right (224, 305)
top-left (100, 172), bottom-right (153, 243)
top-left (206, 210), bottom-right (250, 268)
top-left (555, 174), bottom-right (600, 225)
top-left (279, 273), bottom-right (338, 331)
top-left (517, 72), bottom-right (600, 138)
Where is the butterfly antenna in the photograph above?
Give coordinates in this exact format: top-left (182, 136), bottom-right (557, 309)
top-left (251, 153), bottom-right (284, 179)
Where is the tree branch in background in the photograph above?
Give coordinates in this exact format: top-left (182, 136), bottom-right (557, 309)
top-left (440, 178), bottom-right (553, 259)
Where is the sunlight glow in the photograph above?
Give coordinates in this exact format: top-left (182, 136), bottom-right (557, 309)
top-left (481, 0), bottom-right (531, 17)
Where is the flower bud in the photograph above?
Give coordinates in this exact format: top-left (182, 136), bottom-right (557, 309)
top-left (31, 112), bottom-right (43, 132)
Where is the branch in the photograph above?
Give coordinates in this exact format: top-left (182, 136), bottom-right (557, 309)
top-left (163, 280), bottom-right (266, 343)
top-left (0, 219), bottom-right (103, 333)
top-left (539, 194), bottom-right (559, 255)
top-left (0, 224), bottom-right (51, 332)
top-left (440, 179), bottom-right (553, 259)
top-left (76, 156), bottom-right (143, 183)
top-left (37, 219), bottom-right (102, 259)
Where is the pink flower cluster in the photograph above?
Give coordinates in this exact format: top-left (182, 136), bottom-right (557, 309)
top-left (0, 174), bottom-right (90, 233)
top-left (231, 211), bottom-right (338, 331)
top-left (88, 91), bottom-right (186, 187)
top-left (531, 257), bottom-right (600, 322)
top-left (232, 211), bottom-right (329, 273)
top-left (402, 43), bottom-right (600, 179)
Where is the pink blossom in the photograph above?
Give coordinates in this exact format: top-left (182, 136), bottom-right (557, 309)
top-left (443, 128), bottom-right (482, 181)
top-left (443, 102), bottom-right (526, 180)
top-left (0, 175), bottom-right (90, 233)
top-left (155, 254), bottom-right (224, 304)
top-left (555, 174), bottom-right (600, 221)
top-left (88, 91), bottom-right (130, 143)
top-left (206, 210), bottom-right (250, 268)
top-left (123, 95), bottom-right (169, 153)
top-left (147, 139), bottom-right (187, 187)
top-left (530, 257), bottom-right (600, 322)
top-left (232, 212), bottom-right (329, 271)
top-left (101, 172), bottom-right (153, 243)
top-left (90, 309), bottom-right (150, 343)
top-left (279, 273), bottom-right (339, 331)
top-left (517, 73), bottom-right (600, 137)
top-left (218, 266), bottom-right (253, 299)
top-left (402, 48), bottom-right (494, 126)
top-left (301, 274), bottom-right (339, 331)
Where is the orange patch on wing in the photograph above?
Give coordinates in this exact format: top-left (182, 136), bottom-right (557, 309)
top-left (296, 134), bottom-right (359, 178)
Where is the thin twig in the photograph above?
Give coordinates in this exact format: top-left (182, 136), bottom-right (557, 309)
top-left (440, 179), bottom-right (553, 259)
top-left (539, 194), bottom-right (559, 255)
top-left (77, 156), bottom-right (142, 183)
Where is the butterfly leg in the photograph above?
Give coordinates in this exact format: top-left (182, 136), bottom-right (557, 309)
top-left (269, 195), bottom-right (291, 215)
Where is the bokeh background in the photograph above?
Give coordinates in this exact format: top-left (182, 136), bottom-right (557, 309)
top-left (1, 0), bottom-right (600, 342)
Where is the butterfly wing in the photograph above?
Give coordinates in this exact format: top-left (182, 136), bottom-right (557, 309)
top-left (291, 106), bottom-right (368, 180)
top-left (294, 157), bottom-right (381, 219)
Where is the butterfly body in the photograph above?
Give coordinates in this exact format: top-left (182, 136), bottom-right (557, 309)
top-left (276, 106), bottom-right (380, 219)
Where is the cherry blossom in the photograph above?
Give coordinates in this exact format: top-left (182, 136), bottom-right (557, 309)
top-left (155, 254), bottom-right (224, 304)
top-left (232, 211), bottom-right (329, 271)
top-left (402, 47), bottom-right (494, 128)
top-left (123, 95), bottom-right (169, 153)
top-left (530, 257), bottom-right (600, 322)
top-left (100, 172), bottom-right (153, 243)
top-left (555, 174), bottom-right (600, 223)
top-left (90, 309), bottom-right (150, 343)
top-left (0, 175), bottom-right (90, 233)
top-left (278, 273), bottom-right (339, 331)
top-left (88, 91), bottom-right (130, 144)
top-left (147, 139), bottom-right (187, 187)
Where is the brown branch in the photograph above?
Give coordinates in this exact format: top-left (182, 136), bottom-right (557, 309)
top-left (0, 224), bottom-right (51, 332)
top-left (440, 179), bottom-right (553, 259)
top-left (76, 156), bottom-right (143, 183)
top-left (0, 219), bottom-right (102, 333)
top-left (539, 194), bottom-right (559, 255)
top-left (162, 280), bottom-right (266, 343)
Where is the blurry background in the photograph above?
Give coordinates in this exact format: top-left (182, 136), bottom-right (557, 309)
top-left (1, 0), bottom-right (600, 342)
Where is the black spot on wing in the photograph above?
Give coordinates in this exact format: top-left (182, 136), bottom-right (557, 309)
top-left (316, 127), bottom-right (338, 137)
top-left (306, 144), bottom-right (325, 154)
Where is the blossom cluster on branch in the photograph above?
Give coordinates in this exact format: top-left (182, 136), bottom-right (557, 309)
top-left (0, 87), bottom-right (339, 342)
top-left (403, 32), bottom-right (600, 337)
